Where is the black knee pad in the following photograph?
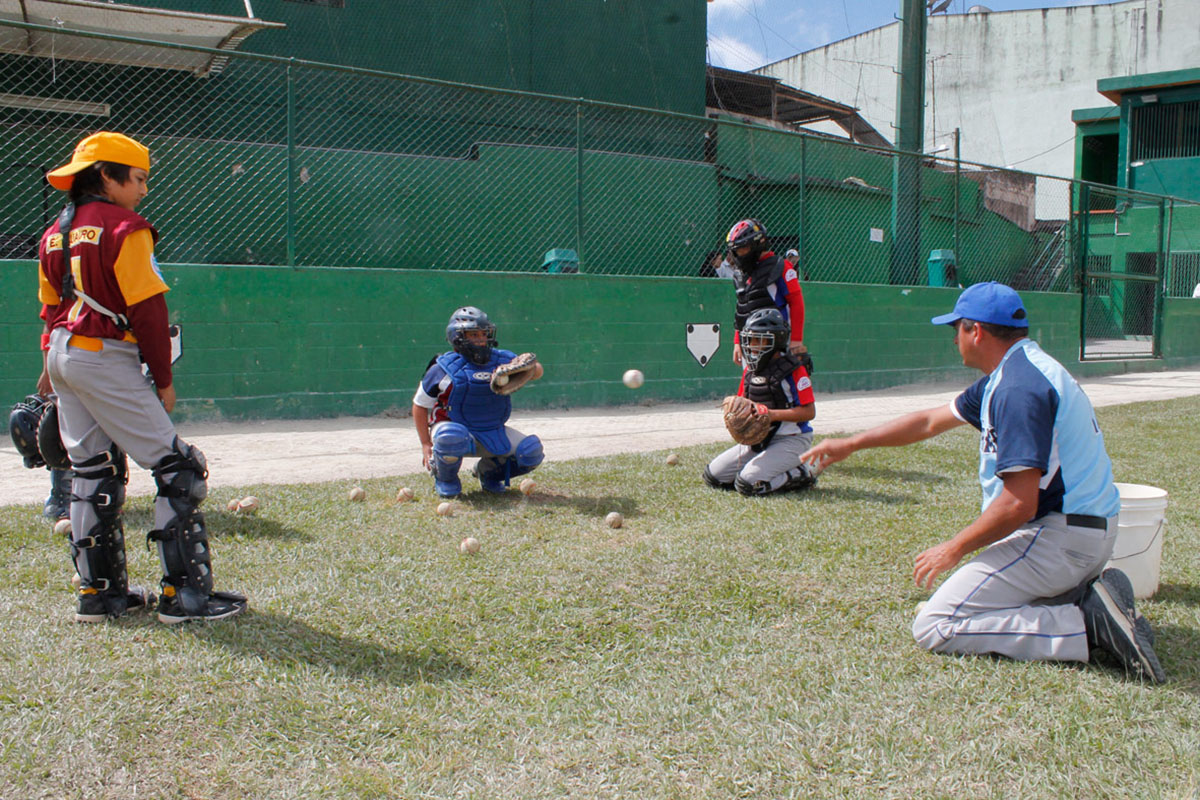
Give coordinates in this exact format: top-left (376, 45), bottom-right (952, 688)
top-left (149, 438), bottom-right (214, 612)
top-left (734, 474), bottom-right (769, 496)
top-left (702, 466), bottom-right (734, 491)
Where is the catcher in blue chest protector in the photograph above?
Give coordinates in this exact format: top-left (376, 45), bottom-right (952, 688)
top-left (705, 308), bottom-right (819, 496)
top-left (412, 307), bottom-right (545, 498)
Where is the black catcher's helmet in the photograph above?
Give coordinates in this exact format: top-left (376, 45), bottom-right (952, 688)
top-left (725, 218), bottom-right (767, 270)
top-left (740, 307), bottom-right (789, 372)
top-left (9, 394), bottom-right (49, 469)
top-left (37, 400), bottom-right (71, 470)
top-left (446, 306), bottom-right (498, 366)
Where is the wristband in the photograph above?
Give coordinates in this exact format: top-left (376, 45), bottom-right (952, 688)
top-left (40, 332), bottom-right (50, 352)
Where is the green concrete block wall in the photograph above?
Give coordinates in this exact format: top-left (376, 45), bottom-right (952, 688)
top-left (3, 262), bottom-right (1197, 422)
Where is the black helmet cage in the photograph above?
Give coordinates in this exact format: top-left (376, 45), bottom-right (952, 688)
top-left (740, 308), bottom-right (789, 372)
top-left (446, 306), bottom-right (498, 366)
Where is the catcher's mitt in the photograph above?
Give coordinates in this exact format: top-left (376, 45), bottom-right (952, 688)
top-left (491, 352), bottom-right (539, 395)
top-left (722, 395), bottom-right (772, 446)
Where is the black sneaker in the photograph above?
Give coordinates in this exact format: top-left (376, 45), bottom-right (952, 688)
top-left (1080, 569), bottom-right (1165, 684)
top-left (74, 586), bottom-right (156, 623)
top-left (157, 588), bottom-right (248, 624)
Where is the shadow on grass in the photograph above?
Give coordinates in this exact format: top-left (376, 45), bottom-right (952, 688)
top-left (1155, 622), bottom-right (1200, 693)
top-left (118, 507), bottom-right (309, 541)
top-left (805, 484), bottom-right (920, 506)
top-left (833, 464), bottom-right (953, 486)
top-left (182, 609), bottom-right (473, 686)
top-left (458, 489), bottom-right (640, 519)
top-left (1153, 582), bottom-right (1200, 607)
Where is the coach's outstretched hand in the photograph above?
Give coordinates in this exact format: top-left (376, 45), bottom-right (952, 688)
top-left (801, 436), bottom-right (855, 471)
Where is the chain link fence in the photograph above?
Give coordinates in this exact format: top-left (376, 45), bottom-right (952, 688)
top-left (2, 19), bottom-right (1198, 297)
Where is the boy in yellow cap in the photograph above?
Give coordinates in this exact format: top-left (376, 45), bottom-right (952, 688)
top-left (38, 131), bottom-right (247, 624)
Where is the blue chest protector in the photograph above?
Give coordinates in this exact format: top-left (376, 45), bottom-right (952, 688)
top-left (437, 350), bottom-right (515, 455)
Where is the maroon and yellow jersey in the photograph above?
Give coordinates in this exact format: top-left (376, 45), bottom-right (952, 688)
top-left (38, 201), bottom-right (165, 342)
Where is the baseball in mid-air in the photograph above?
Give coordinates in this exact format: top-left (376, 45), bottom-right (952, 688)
top-left (437, 501), bottom-right (454, 517)
top-left (238, 496), bottom-right (259, 514)
top-left (666, 453), bottom-right (680, 466)
top-left (623, 369), bottom-right (644, 389)
top-left (519, 478), bottom-right (537, 496)
top-left (605, 511), bottom-right (624, 529)
top-left (459, 536), bottom-right (480, 554)
top-left (396, 486), bottom-right (415, 502)
top-left (54, 518), bottom-right (72, 538)
top-left (348, 486), bottom-right (366, 502)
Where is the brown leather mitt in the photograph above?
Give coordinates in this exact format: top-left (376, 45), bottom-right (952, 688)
top-left (722, 394), bottom-right (771, 446)
top-left (490, 352), bottom-right (539, 395)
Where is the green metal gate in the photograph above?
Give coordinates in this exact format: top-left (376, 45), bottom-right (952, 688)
top-left (1078, 184), bottom-right (1165, 360)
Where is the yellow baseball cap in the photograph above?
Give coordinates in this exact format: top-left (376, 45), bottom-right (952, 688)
top-left (46, 131), bottom-right (150, 191)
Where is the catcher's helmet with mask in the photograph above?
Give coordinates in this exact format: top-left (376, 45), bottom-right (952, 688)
top-left (739, 308), bottom-right (789, 373)
top-left (725, 218), bottom-right (767, 271)
top-left (446, 306), bottom-right (498, 366)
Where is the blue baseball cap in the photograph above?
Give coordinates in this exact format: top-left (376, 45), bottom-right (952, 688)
top-left (931, 281), bottom-right (1029, 328)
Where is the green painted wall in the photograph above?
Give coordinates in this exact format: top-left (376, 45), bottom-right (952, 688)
top-left (5, 262), bottom-right (1195, 422)
top-left (133, 0), bottom-right (708, 115)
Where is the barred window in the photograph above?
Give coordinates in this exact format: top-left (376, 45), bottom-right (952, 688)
top-left (1170, 252), bottom-right (1200, 298)
top-left (1130, 100), bottom-right (1200, 161)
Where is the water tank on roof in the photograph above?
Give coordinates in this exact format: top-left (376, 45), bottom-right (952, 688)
top-left (967, 5), bottom-right (992, 12)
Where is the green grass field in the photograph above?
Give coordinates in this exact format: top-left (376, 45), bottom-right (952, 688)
top-left (2, 396), bottom-right (1198, 799)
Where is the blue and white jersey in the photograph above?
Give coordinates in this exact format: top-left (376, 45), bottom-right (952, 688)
top-left (951, 338), bottom-right (1120, 520)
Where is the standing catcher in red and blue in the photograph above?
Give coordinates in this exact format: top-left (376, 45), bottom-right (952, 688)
top-left (37, 131), bottom-right (246, 624)
top-left (724, 219), bottom-right (807, 367)
top-left (412, 307), bottom-right (545, 497)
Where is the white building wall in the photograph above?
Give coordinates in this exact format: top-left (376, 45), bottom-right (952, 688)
top-left (756, 0), bottom-right (1200, 180)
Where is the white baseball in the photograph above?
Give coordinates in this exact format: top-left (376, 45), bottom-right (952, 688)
top-left (666, 453), bottom-right (680, 466)
top-left (238, 496), bottom-right (259, 514)
top-left (348, 486), bottom-right (366, 502)
top-left (396, 486), bottom-right (415, 502)
top-left (495, 374), bottom-right (509, 387)
top-left (70, 572), bottom-right (82, 591)
top-left (227, 498), bottom-right (241, 512)
top-left (459, 536), bottom-right (480, 554)
top-left (437, 501), bottom-right (454, 517)
top-left (605, 511), bottom-right (624, 529)
top-left (623, 369), bottom-right (644, 389)
top-left (54, 518), bottom-right (72, 538)
top-left (519, 478), bottom-right (537, 496)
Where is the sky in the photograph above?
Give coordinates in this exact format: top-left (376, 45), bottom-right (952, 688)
top-left (705, 0), bottom-right (1121, 71)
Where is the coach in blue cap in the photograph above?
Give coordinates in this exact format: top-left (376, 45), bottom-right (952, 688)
top-left (803, 282), bottom-right (1165, 682)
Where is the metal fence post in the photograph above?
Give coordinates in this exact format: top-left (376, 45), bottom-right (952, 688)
top-left (575, 100), bottom-right (584, 270)
top-left (286, 59), bottom-right (296, 267)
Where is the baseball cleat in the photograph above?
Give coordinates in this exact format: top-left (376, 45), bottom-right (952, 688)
top-left (74, 586), bottom-right (156, 623)
top-left (1080, 569), bottom-right (1165, 684)
top-left (157, 587), bottom-right (248, 624)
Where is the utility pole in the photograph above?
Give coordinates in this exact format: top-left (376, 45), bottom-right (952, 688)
top-left (890, 0), bottom-right (927, 285)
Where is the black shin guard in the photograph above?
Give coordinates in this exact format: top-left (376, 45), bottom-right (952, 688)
top-left (70, 448), bottom-right (130, 616)
top-left (148, 438), bottom-right (214, 615)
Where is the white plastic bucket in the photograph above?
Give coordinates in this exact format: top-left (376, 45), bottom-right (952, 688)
top-left (1104, 483), bottom-right (1168, 599)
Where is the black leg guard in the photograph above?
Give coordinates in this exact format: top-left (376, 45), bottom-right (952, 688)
top-left (702, 466), bottom-right (735, 491)
top-left (148, 438), bottom-right (246, 622)
top-left (70, 448), bottom-right (133, 620)
top-left (734, 465), bottom-right (818, 497)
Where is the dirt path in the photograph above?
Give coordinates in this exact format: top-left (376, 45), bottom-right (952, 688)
top-left (4, 369), bottom-right (1200, 508)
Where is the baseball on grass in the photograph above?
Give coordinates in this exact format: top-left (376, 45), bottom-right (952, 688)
top-left (519, 478), bottom-right (537, 496)
top-left (71, 572), bottom-right (82, 591)
top-left (396, 486), bottom-right (415, 502)
top-left (437, 501), bottom-right (454, 517)
top-left (348, 486), bottom-right (366, 502)
top-left (54, 518), bottom-right (72, 538)
top-left (605, 511), bottom-right (624, 529)
top-left (227, 498), bottom-right (240, 512)
top-left (666, 453), bottom-right (680, 466)
top-left (622, 369), bottom-right (644, 389)
top-left (238, 496), bottom-right (259, 514)
top-left (459, 536), bottom-right (480, 554)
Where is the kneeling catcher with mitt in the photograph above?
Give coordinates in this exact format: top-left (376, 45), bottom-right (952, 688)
top-left (722, 395), bottom-right (772, 446)
top-left (491, 352), bottom-right (539, 395)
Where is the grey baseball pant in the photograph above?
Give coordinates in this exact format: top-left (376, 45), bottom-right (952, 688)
top-left (912, 513), bottom-right (1118, 662)
top-left (707, 431), bottom-right (814, 491)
